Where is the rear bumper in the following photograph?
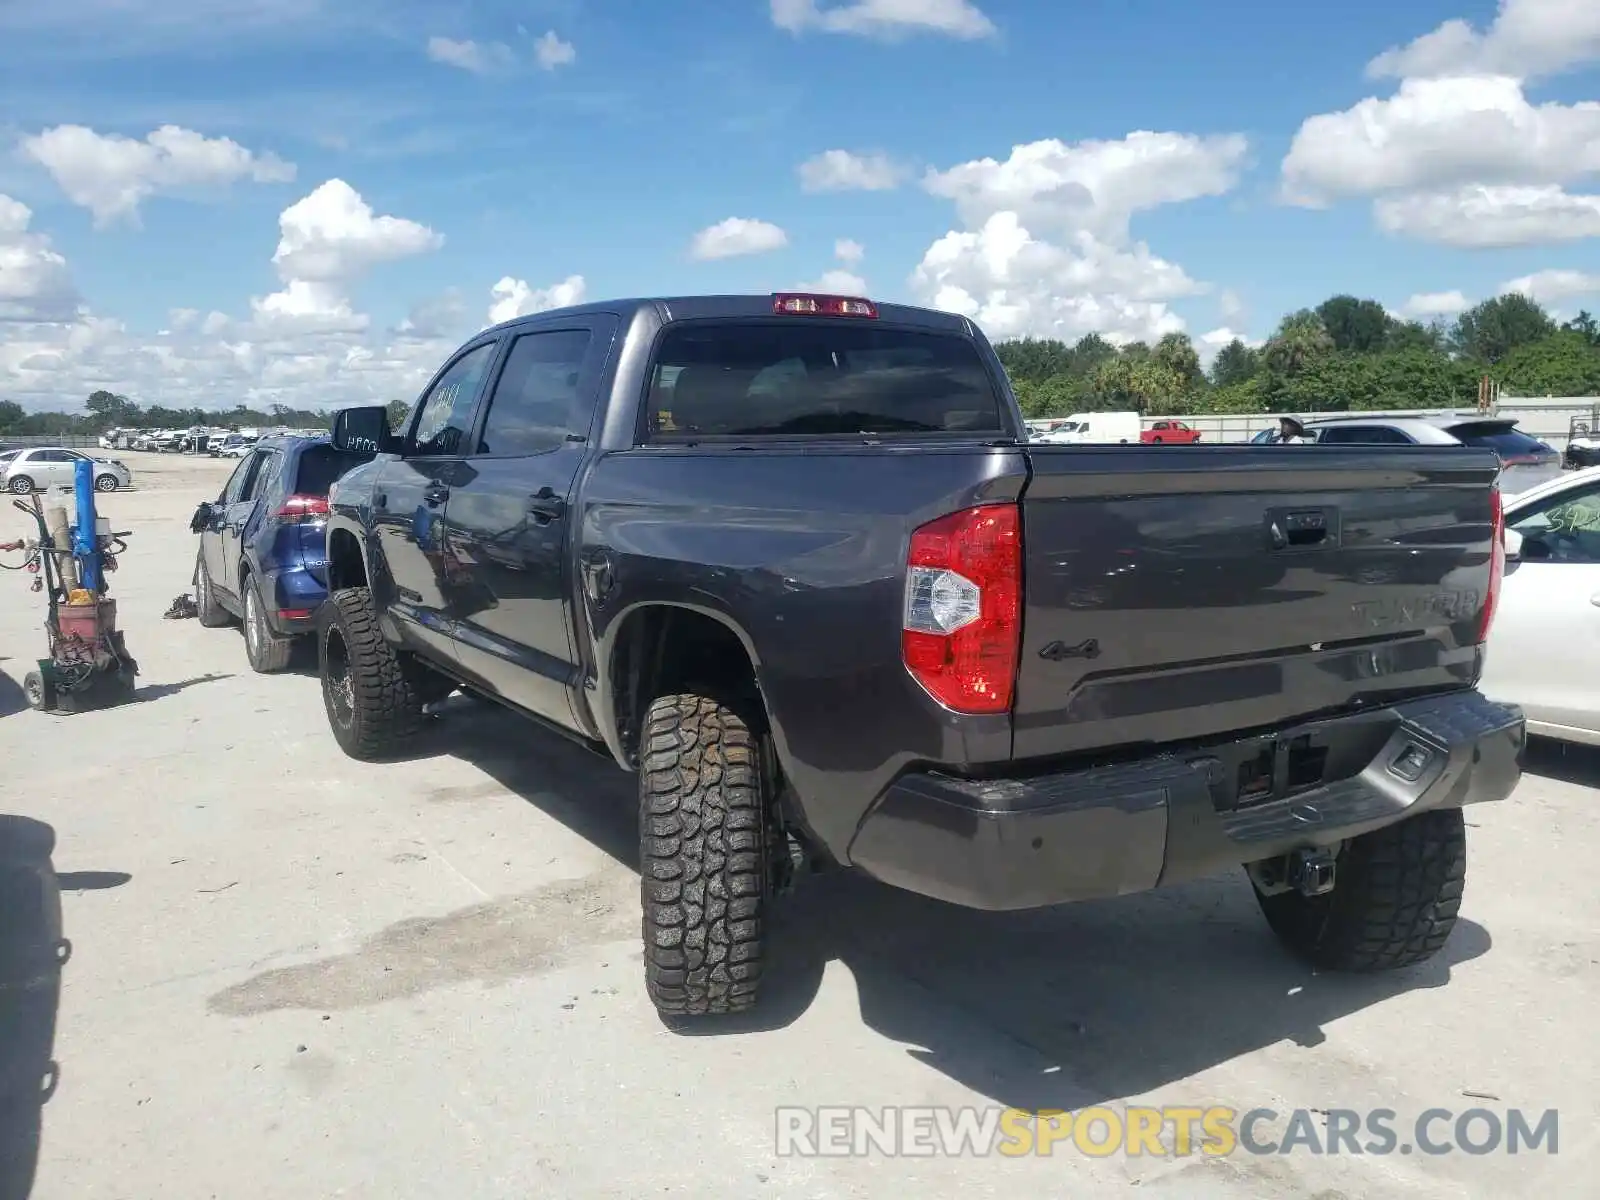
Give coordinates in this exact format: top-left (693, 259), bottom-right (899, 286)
top-left (263, 565), bottom-right (326, 636)
top-left (846, 690), bottom-right (1524, 912)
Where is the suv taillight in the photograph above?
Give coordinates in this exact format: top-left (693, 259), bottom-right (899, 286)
top-left (1477, 485), bottom-right (1505, 644)
top-left (902, 503), bottom-right (1022, 714)
top-left (276, 493), bottom-right (330, 523)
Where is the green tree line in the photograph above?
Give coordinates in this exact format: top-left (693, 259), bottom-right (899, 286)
top-left (998, 294), bottom-right (1600, 419)
top-left (0, 391), bottom-right (346, 437)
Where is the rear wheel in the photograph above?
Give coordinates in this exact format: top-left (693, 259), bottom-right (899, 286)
top-left (639, 693), bottom-right (769, 1018)
top-left (318, 587), bottom-right (425, 760)
top-left (8, 476), bottom-right (32, 495)
top-left (1252, 808), bottom-right (1466, 971)
top-left (242, 576), bottom-right (293, 674)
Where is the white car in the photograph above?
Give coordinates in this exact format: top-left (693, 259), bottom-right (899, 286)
top-left (1480, 466), bottom-right (1600, 745)
top-left (0, 447), bottom-right (133, 494)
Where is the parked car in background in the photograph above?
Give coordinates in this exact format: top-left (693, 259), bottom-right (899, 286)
top-left (1035, 410), bottom-right (1142, 443)
top-left (190, 435), bottom-right (374, 672)
top-left (1, 447), bottom-right (132, 494)
top-left (213, 434), bottom-right (257, 458)
top-left (1302, 415), bottom-right (1562, 494)
top-left (1480, 466), bottom-right (1600, 746)
top-left (1141, 418), bottom-right (1201, 444)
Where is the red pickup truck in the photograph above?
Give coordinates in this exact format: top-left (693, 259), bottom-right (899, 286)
top-left (1142, 419), bottom-right (1202, 444)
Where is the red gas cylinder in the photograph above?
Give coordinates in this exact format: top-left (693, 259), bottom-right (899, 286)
top-left (56, 598), bottom-right (116, 646)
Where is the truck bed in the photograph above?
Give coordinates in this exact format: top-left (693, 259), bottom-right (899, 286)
top-left (1013, 443), bottom-right (1501, 761)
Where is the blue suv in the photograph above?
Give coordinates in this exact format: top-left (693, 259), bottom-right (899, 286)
top-left (190, 435), bottom-right (374, 672)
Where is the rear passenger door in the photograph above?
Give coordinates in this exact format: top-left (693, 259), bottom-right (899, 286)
top-left (442, 316), bottom-right (618, 728)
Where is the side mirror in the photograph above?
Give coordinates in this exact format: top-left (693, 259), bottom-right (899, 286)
top-left (331, 405), bottom-right (396, 454)
top-left (189, 501), bottom-right (215, 534)
top-left (1503, 528), bottom-right (1523, 560)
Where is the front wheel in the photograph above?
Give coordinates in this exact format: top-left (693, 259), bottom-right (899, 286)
top-left (22, 671), bottom-right (52, 711)
top-left (318, 587), bottom-right (426, 760)
top-left (194, 552), bottom-right (230, 628)
top-left (1252, 807), bottom-right (1466, 972)
top-left (93, 474), bottom-right (118, 493)
top-left (640, 693), bottom-right (769, 1018)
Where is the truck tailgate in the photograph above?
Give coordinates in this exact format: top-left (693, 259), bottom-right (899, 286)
top-left (1013, 444), bottom-right (1501, 760)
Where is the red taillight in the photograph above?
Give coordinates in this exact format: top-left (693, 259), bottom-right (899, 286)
top-left (278, 608), bottom-right (313, 621)
top-left (772, 293), bottom-right (878, 318)
top-left (276, 494), bottom-right (330, 523)
top-left (902, 503), bottom-right (1022, 714)
top-left (1477, 485), bottom-right (1505, 643)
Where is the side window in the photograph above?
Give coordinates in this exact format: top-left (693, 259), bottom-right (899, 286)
top-left (1318, 426), bottom-right (1411, 445)
top-left (410, 342), bottom-right (498, 456)
top-left (220, 455), bottom-right (253, 503)
top-left (475, 329), bottom-right (595, 456)
top-left (243, 451), bottom-right (281, 503)
top-left (1510, 483), bottom-right (1600, 564)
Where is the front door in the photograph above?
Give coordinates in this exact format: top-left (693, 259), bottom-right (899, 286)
top-left (442, 319), bottom-right (616, 729)
top-left (371, 338), bottom-right (501, 662)
top-left (1483, 478), bottom-right (1600, 737)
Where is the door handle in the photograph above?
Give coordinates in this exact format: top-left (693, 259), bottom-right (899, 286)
top-left (423, 483), bottom-right (449, 507)
top-left (528, 486), bottom-right (566, 524)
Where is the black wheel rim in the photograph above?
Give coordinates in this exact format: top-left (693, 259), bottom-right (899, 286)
top-left (323, 626), bottom-right (355, 729)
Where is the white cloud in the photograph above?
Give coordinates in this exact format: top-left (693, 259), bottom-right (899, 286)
top-left (0, 194), bottom-right (79, 322)
top-left (771, 0), bottom-right (994, 39)
top-left (689, 217), bottom-right (788, 260)
top-left (267, 179), bottom-right (443, 285)
top-left (1501, 269), bottom-right (1600, 305)
top-left (1401, 290), bottom-right (1471, 318)
top-left (794, 269), bottom-right (869, 294)
top-left (534, 30), bottom-right (576, 69)
top-left (1195, 327), bottom-right (1262, 366)
top-left (487, 274), bottom-right (587, 325)
top-left (426, 36), bottom-right (514, 73)
top-left (909, 132), bottom-right (1248, 344)
top-left (1282, 77), bottom-right (1600, 207)
top-left (1367, 0), bottom-right (1600, 82)
top-left (1373, 184), bottom-right (1600, 247)
top-left (397, 289), bottom-right (467, 339)
top-left (1284, 4), bottom-right (1600, 248)
top-left (834, 238), bottom-right (865, 264)
top-left (924, 131), bottom-right (1249, 242)
top-left (247, 180), bottom-right (442, 333)
top-left (19, 123), bottom-right (295, 227)
top-left (798, 150), bottom-right (906, 192)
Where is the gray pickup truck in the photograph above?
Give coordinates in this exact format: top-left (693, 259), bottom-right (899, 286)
top-left (318, 293), bottom-right (1523, 1019)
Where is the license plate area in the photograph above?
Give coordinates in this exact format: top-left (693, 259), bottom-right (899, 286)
top-left (1190, 709), bottom-right (1398, 813)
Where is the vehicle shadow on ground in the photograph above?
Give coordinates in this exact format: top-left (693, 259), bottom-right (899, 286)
top-left (0, 670), bottom-right (26, 719)
top-left (134, 673), bottom-right (234, 701)
top-left (420, 702), bottom-right (1492, 1113)
top-left (0, 815), bottom-right (66, 1200)
top-left (1520, 735), bottom-right (1600, 788)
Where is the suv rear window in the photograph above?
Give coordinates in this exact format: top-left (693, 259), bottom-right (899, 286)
top-left (644, 321), bottom-right (1004, 439)
top-left (294, 444), bottom-right (373, 495)
top-left (1446, 423), bottom-right (1551, 458)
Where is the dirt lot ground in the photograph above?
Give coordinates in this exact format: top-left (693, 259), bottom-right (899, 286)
top-left (0, 451), bottom-right (1596, 1199)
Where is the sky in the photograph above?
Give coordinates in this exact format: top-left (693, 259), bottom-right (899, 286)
top-left (2, 0), bottom-right (1599, 413)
